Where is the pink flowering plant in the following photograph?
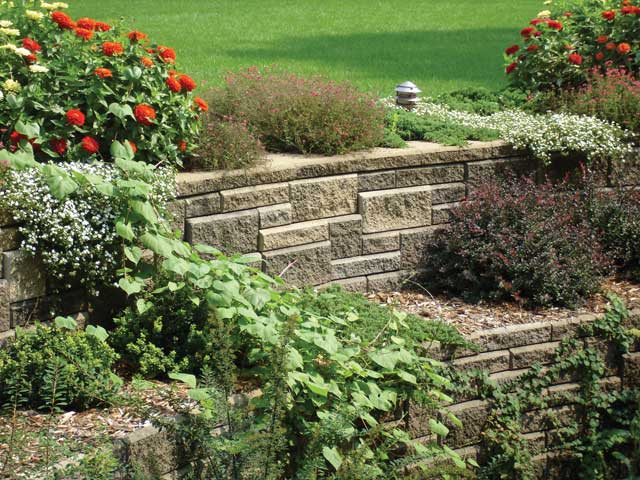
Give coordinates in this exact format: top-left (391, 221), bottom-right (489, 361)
top-left (505, 0), bottom-right (640, 92)
top-left (0, 1), bottom-right (207, 167)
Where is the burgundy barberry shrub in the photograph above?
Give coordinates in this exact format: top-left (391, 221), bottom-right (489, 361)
top-left (424, 176), bottom-right (611, 308)
top-left (208, 66), bottom-right (385, 155)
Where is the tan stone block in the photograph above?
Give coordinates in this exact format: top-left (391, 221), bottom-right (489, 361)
top-left (431, 202), bottom-right (459, 225)
top-left (489, 368), bottom-right (530, 390)
top-left (221, 182), bottom-right (289, 212)
top-left (468, 322), bottom-right (552, 351)
top-left (2, 251), bottom-right (46, 303)
top-left (400, 226), bottom-right (442, 270)
top-left (328, 214), bottom-right (362, 259)
top-left (623, 352), bottom-right (640, 389)
top-left (258, 203), bottom-right (292, 229)
top-left (521, 405), bottom-right (576, 433)
top-left (290, 174), bottom-right (358, 222)
top-left (358, 170), bottom-right (396, 191)
top-left (466, 157), bottom-right (535, 188)
top-left (367, 271), bottom-right (405, 292)
top-left (165, 199), bottom-right (186, 235)
top-left (396, 164), bottom-right (464, 187)
top-left (184, 192), bottom-right (221, 218)
top-left (259, 219), bottom-right (329, 250)
top-left (0, 280), bottom-right (9, 332)
top-left (359, 185), bottom-right (432, 233)
top-left (186, 210), bottom-right (259, 254)
top-left (262, 241), bottom-right (332, 286)
top-left (453, 350), bottom-right (511, 373)
top-left (439, 400), bottom-right (491, 448)
top-left (362, 231), bottom-right (400, 255)
top-left (430, 182), bottom-right (466, 205)
top-left (510, 341), bottom-right (560, 369)
top-left (331, 251), bottom-right (400, 280)
top-left (0, 208), bottom-right (14, 228)
top-left (320, 276), bottom-right (368, 293)
top-left (0, 227), bottom-right (20, 253)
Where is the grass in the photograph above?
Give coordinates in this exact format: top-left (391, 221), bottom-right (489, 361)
top-left (68, 0), bottom-right (540, 96)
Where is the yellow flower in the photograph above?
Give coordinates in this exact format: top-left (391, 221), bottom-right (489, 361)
top-left (25, 10), bottom-right (44, 21)
top-left (53, 2), bottom-right (69, 8)
top-left (14, 47), bottom-right (31, 56)
top-left (0, 27), bottom-right (20, 36)
top-left (0, 43), bottom-right (17, 51)
top-left (29, 64), bottom-right (49, 73)
top-left (2, 79), bottom-right (20, 92)
top-left (537, 10), bottom-right (552, 17)
top-left (40, 2), bottom-right (56, 10)
top-left (0, 20), bottom-right (13, 27)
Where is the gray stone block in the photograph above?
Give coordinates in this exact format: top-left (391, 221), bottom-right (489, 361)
top-left (320, 276), bottom-right (368, 293)
top-left (453, 350), bottom-right (511, 373)
top-left (400, 226), bottom-right (441, 270)
top-left (358, 170), bottom-right (396, 191)
top-left (184, 192), bottom-right (221, 218)
top-left (2, 250), bottom-right (46, 303)
top-left (359, 186), bottom-right (432, 234)
top-left (431, 202), bottom-right (458, 225)
top-left (430, 182), bottom-right (466, 205)
top-left (258, 203), bottom-right (292, 229)
top-left (367, 271), bottom-right (405, 292)
top-left (262, 241), bottom-right (332, 286)
top-left (165, 199), bottom-right (186, 235)
top-left (362, 231), bottom-right (400, 255)
top-left (221, 183), bottom-right (289, 212)
top-left (290, 174), bottom-right (358, 222)
top-left (259, 219), bottom-right (329, 251)
top-left (0, 280), bottom-right (9, 332)
top-left (329, 214), bottom-right (362, 259)
top-left (331, 251), bottom-right (400, 280)
top-left (186, 210), bottom-right (259, 254)
top-left (0, 227), bottom-right (20, 253)
top-left (510, 341), bottom-right (560, 369)
top-left (396, 164), bottom-right (464, 187)
top-left (116, 425), bottom-right (178, 478)
top-left (467, 322), bottom-right (552, 352)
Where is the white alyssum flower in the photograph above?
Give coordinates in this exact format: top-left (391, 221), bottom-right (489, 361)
top-left (25, 10), bottom-right (44, 21)
top-left (0, 20), bottom-right (12, 28)
top-left (14, 47), bottom-right (31, 56)
top-left (0, 89), bottom-right (4, 101)
top-left (2, 79), bottom-right (20, 92)
top-left (0, 27), bottom-right (20, 36)
top-left (383, 98), bottom-right (634, 163)
top-left (40, 2), bottom-right (57, 10)
top-left (0, 43), bottom-right (16, 51)
top-left (29, 64), bottom-right (49, 73)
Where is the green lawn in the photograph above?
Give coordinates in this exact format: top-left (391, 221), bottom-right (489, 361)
top-left (68, 0), bottom-right (540, 96)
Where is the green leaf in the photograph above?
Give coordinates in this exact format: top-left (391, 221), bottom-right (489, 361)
top-left (85, 325), bottom-right (109, 342)
top-left (397, 370), bottom-right (417, 384)
top-left (322, 446), bottom-right (343, 471)
top-left (119, 277), bottom-right (144, 296)
top-left (54, 316), bottom-right (77, 331)
top-left (136, 299), bottom-right (152, 314)
top-left (429, 419), bottom-right (450, 437)
top-left (140, 232), bottom-right (173, 257)
top-left (15, 120), bottom-right (40, 139)
top-left (108, 103), bottom-right (135, 122)
top-left (368, 349), bottom-right (400, 370)
top-left (130, 200), bottom-right (157, 224)
top-left (116, 221), bottom-right (135, 241)
top-left (42, 164), bottom-right (78, 199)
top-left (124, 246), bottom-right (143, 265)
top-left (168, 372), bottom-right (196, 388)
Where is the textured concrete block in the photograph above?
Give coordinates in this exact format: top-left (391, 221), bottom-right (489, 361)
top-left (258, 203), bottom-right (292, 229)
top-left (186, 210), bottom-right (259, 254)
top-left (400, 226), bottom-right (440, 270)
top-left (184, 192), bottom-right (221, 218)
top-left (510, 341), bottom-right (560, 369)
top-left (329, 214), bottom-right (362, 259)
top-left (221, 183), bottom-right (289, 212)
top-left (0, 227), bottom-right (20, 253)
top-left (362, 231), bottom-right (400, 255)
top-left (359, 186), bottom-right (432, 233)
top-left (367, 271), bottom-right (405, 292)
top-left (468, 322), bottom-right (552, 352)
top-left (0, 208), bottom-right (13, 228)
top-left (165, 199), bottom-right (186, 234)
top-left (439, 400), bottom-right (491, 448)
top-left (466, 157), bottom-right (534, 187)
top-left (321, 276), bottom-right (368, 293)
top-left (116, 425), bottom-right (178, 478)
top-left (2, 250), bottom-right (46, 303)
top-left (453, 350), bottom-right (511, 373)
top-left (431, 202), bottom-right (458, 225)
top-left (551, 314), bottom-right (595, 340)
top-left (396, 164), bottom-right (464, 187)
top-left (331, 251), bottom-right (400, 280)
top-left (0, 280), bottom-right (9, 332)
top-left (262, 241), bottom-right (332, 286)
top-left (259, 219), bottom-right (329, 250)
top-left (623, 352), bottom-right (640, 389)
top-left (358, 170), bottom-right (396, 191)
top-left (430, 182), bottom-right (466, 205)
top-left (290, 174), bottom-right (358, 222)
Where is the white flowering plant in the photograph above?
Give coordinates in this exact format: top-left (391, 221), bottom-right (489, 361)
top-left (0, 143), bottom-right (175, 292)
top-left (383, 98), bottom-right (634, 163)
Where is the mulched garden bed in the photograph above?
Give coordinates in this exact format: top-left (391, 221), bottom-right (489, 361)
top-left (368, 277), bottom-right (640, 335)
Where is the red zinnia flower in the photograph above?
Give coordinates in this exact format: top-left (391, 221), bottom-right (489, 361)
top-left (505, 45), bottom-right (519, 55)
top-left (527, 44), bottom-right (540, 52)
top-left (81, 136), bottom-right (99, 154)
top-left (606, 42), bottom-right (617, 51)
top-left (595, 52), bottom-right (605, 61)
top-left (178, 140), bottom-right (187, 152)
top-left (141, 56), bottom-right (154, 68)
top-left (617, 42), bottom-right (631, 54)
top-left (597, 35), bottom-right (609, 44)
top-left (22, 38), bottom-right (41, 52)
top-left (10, 131), bottom-right (26, 145)
top-left (76, 17), bottom-right (96, 30)
top-left (26, 54), bottom-right (38, 63)
top-left (534, 31), bottom-right (542, 37)
top-left (134, 104), bottom-right (156, 125)
top-left (194, 97), bottom-right (209, 112)
top-left (102, 41), bottom-right (123, 56)
top-left (166, 76), bottom-right (182, 92)
top-left (128, 31), bottom-right (148, 42)
top-left (49, 138), bottom-right (68, 155)
top-left (506, 62), bottom-right (517, 74)
top-left (95, 68), bottom-right (113, 78)
top-left (568, 53), bottom-right (583, 65)
top-left (51, 11), bottom-right (76, 29)
top-left (520, 27), bottom-right (536, 38)
top-left (94, 21), bottom-right (112, 32)
top-left (547, 20), bottom-right (563, 30)
top-left (128, 140), bottom-right (137, 154)
top-left (157, 45), bottom-right (176, 63)
top-left (602, 10), bottom-right (616, 20)
top-left (530, 18), bottom-right (546, 25)
top-left (178, 74), bottom-right (196, 92)
top-left (74, 27), bottom-right (94, 41)
top-left (621, 6), bottom-right (635, 14)
top-left (66, 109), bottom-right (86, 126)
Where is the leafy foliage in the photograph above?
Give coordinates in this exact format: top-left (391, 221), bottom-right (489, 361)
top-left (434, 87), bottom-right (528, 115)
top-left (0, 317), bottom-right (120, 412)
top-left (209, 66), bottom-right (385, 155)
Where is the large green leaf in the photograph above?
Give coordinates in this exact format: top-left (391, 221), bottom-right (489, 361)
top-left (322, 446), bottom-right (343, 471)
top-left (129, 199), bottom-right (157, 224)
top-left (168, 372), bottom-right (197, 388)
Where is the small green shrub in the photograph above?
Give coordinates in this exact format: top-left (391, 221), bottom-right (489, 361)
top-left (434, 87), bottom-right (528, 115)
top-left (0, 318), bottom-right (120, 412)
top-left (209, 66), bottom-right (385, 155)
top-left (193, 115), bottom-right (265, 171)
top-left (424, 176), bottom-right (611, 308)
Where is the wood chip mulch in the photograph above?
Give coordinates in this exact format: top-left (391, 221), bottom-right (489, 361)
top-left (367, 277), bottom-right (640, 336)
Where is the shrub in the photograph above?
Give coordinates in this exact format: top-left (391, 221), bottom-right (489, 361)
top-left (505, 0), bottom-right (640, 91)
top-left (434, 87), bottom-right (528, 115)
top-left (192, 115), bottom-right (265, 171)
top-left (0, 318), bottom-right (120, 412)
top-left (0, 1), bottom-right (204, 167)
top-left (209, 66), bottom-right (385, 155)
top-left (532, 67), bottom-right (640, 132)
top-left (424, 176), bottom-right (611, 308)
